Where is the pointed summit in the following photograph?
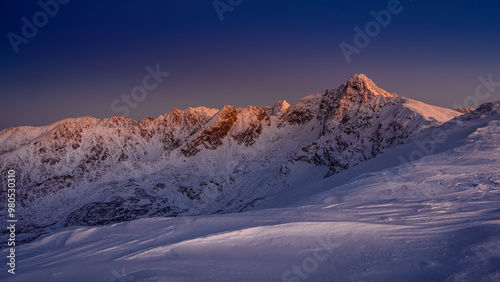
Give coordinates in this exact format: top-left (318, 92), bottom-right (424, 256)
top-left (345, 74), bottom-right (396, 98)
top-left (265, 100), bottom-right (290, 115)
top-left (319, 74), bottom-right (400, 126)
top-left (323, 73), bottom-right (397, 107)
top-left (347, 73), bottom-right (371, 84)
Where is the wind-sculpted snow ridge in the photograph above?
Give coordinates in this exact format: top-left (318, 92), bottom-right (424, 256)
top-left (1, 100), bottom-right (498, 281)
top-left (0, 74), bottom-right (462, 242)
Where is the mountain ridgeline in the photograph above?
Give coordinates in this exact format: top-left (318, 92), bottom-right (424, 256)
top-left (0, 74), bottom-right (463, 242)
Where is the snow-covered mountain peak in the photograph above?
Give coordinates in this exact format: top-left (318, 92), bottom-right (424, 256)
top-left (347, 73), bottom-right (370, 84)
top-left (265, 100), bottom-right (290, 115)
top-left (320, 74), bottom-right (399, 121)
top-left (344, 73), bottom-right (397, 99)
top-left (318, 74), bottom-right (401, 127)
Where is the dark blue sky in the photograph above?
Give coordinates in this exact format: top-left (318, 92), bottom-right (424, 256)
top-left (1, 0), bottom-right (499, 130)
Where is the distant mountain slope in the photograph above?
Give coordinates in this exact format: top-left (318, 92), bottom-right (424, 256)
top-left (0, 74), bottom-right (462, 242)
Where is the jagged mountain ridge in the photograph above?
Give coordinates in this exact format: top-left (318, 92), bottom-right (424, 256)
top-left (0, 74), bottom-right (462, 242)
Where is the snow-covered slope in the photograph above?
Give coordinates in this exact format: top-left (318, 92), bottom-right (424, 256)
top-left (0, 74), bottom-right (462, 242)
top-left (1, 101), bottom-right (498, 282)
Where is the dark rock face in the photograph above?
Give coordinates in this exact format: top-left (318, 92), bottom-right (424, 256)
top-left (65, 198), bottom-right (144, 226)
top-left (453, 107), bottom-right (474, 114)
top-left (295, 75), bottom-right (442, 177)
top-left (280, 94), bottom-right (322, 126)
top-left (182, 105), bottom-right (239, 156)
top-left (231, 106), bottom-right (267, 146)
top-left (318, 74), bottom-right (398, 135)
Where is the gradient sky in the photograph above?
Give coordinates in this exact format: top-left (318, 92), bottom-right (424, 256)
top-left (1, 0), bottom-right (500, 130)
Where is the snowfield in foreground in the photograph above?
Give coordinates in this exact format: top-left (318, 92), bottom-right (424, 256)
top-left (1, 106), bottom-right (499, 281)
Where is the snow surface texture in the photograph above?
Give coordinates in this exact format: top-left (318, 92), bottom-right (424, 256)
top-left (1, 100), bottom-right (499, 281)
top-left (0, 74), bottom-right (463, 244)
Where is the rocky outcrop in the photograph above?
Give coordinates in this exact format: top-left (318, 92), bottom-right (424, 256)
top-left (182, 105), bottom-right (239, 156)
